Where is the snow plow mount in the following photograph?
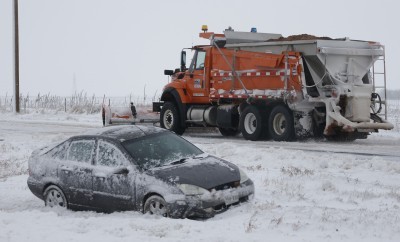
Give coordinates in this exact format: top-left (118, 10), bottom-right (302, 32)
top-left (324, 99), bottom-right (393, 135)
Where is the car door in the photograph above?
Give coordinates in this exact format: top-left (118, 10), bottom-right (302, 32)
top-left (58, 138), bottom-right (95, 209)
top-left (92, 139), bottom-right (135, 211)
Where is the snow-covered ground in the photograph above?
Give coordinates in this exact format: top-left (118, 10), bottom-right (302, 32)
top-left (0, 109), bottom-right (399, 242)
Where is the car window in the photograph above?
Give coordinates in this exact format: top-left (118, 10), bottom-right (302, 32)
top-left (96, 140), bottom-right (127, 167)
top-left (67, 140), bottom-right (95, 164)
top-left (46, 141), bottom-right (70, 160)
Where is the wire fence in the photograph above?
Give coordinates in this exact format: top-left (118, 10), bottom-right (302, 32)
top-left (0, 93), bottom-right (399, 132)
top-left (0, 92), bottom-right (159, 114)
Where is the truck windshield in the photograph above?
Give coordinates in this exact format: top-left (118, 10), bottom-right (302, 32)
top-left (122, 132), bottom-right (203, 170)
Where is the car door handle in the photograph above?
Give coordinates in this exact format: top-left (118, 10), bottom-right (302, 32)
top-left (93, 173), bottom-right (106, 180)
top-left (84, 192), bottom-right (94, 200)
top-left (60, 167), bottom-right (73, 173)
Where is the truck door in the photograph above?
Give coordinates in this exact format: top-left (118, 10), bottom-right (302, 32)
top-left (186, 50), bottom-right (209, 103)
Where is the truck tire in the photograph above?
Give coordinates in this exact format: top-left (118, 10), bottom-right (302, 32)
top-left (160, 102), bottom-right (185, 135)
top-left (239, 105), bottom-right (265, 141)
top-left (268, 105), bottom-right (294, 141)
top-left (218, 127), bottom-right (240, 137)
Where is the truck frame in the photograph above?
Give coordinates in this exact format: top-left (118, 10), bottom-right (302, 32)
top-left (153, 27), bottom-right (393, 141)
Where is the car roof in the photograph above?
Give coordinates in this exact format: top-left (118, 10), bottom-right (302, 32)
top-left (81, 125), bottom-right (166, 142)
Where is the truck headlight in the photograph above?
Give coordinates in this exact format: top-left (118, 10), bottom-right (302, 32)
top-left (177, 184), bottom-right (209, 195)
top-left (239, 168), bottom-right (249, 184)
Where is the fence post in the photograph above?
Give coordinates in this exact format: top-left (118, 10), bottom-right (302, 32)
top-left (65, 98), bottom-right (67, 112)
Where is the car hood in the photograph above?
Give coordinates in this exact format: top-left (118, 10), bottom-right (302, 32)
top-left (150, 155), bottom-right (240, 190)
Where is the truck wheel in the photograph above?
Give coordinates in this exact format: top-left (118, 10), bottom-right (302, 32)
top-left (239, 105), bottom-right (265, 141)
top-left (268, 105), bottom-right (294, 141)
top-left (160, 102), bottom-right (185, 135)
top-left (218, 127), bottom-right (240, 136)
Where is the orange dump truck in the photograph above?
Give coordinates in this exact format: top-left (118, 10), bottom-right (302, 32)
top-left (153, 26), bottom-right (393, 141)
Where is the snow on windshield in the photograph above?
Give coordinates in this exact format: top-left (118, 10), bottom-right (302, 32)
top-left (122, 132), bottom-right (203, 170)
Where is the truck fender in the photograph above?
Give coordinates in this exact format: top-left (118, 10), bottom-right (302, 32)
top-left (161, 87), bottom-right (186, 127)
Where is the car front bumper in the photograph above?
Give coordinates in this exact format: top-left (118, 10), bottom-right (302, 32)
top-left (167, 179), bottom-right (255, 219)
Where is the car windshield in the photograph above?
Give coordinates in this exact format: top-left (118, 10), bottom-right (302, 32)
top-left (122, 131), bottom-right (203, 170)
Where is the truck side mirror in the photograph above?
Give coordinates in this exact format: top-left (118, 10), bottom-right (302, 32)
top-left (181, 51), bottom-right (187, 71)
top-left (164, 70), bottom-right (174, 76)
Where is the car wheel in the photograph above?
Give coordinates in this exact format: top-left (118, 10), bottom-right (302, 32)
top-left (144, 195), bottom-right (169, 217)
top-left (268, 105), bottom-right (294, 141)
top-left (44, 185), bottom-right (68, 208)
top-left (239, 105), bottom-right (265, 141)
top-left (160, 102), bottom-right (185, 135)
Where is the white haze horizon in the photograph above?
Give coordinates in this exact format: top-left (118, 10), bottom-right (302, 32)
top-left (1, 0), bottom-right (400, 97)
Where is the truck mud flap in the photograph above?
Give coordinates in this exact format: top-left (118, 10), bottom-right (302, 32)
top-left (294, 111), bottom-right (314, 139)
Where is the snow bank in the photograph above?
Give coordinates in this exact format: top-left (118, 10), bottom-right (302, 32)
top-left (0, 110), bottom-right (399, 242)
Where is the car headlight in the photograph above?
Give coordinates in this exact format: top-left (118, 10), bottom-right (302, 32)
top-left (239, 168), bottom-right (249, 184)
top-left (177, 184), bottom-right (209, 195)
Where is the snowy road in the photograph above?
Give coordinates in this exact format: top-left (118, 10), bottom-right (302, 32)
top-left (0, 120), bottom-right (96, 136)
top-left (2, 119), bottom-right (399, 160)
top-left (185, 132), bottom-right (400, 161)
top-left (1, 113), bottom-right (400, 242)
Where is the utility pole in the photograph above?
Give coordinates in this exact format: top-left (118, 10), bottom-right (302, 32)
top-left (13, 0), bottom-right (20, 113)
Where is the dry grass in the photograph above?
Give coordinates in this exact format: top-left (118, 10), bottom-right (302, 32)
top-left (0, 91), bottom-right (160, 114)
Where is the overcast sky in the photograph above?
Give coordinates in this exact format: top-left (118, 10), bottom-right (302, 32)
top-left (0, 0), bottom-right (399, 97)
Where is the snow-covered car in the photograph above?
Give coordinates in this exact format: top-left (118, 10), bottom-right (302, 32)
top-left (27, 125), bottom-right (254, 218)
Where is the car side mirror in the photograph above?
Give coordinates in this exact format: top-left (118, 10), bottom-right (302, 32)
top-left (113, 167), bottom-right (129, 175)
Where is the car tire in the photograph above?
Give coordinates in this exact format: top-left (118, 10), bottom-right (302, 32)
top-left (143, 195), bottom-right (169, 217)
top-left (160, 102), bottom-right (185, 135)
top-left (44, 185), bottom-right (68, 208)
top-left (239, 105), bottom-right (265, 141)
top-left (268, 105), bottom-right (294, 141)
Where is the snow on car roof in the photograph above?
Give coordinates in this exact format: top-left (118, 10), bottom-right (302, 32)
top-left (83, 125), bottom-right (165, 141)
